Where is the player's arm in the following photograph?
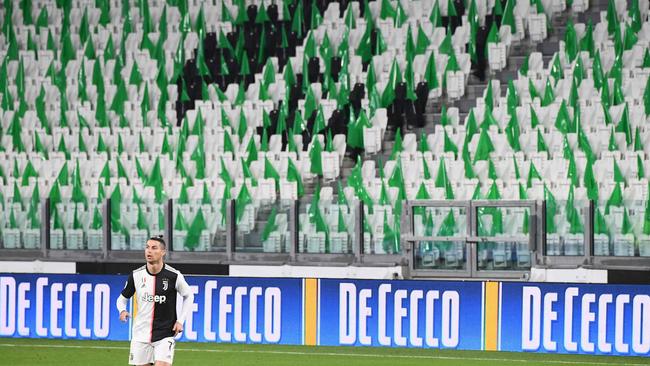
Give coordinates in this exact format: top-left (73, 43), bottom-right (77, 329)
top-left (172, 273), bottom-right (194, 335)
top-left (116, 273), bottom-right (135, 322)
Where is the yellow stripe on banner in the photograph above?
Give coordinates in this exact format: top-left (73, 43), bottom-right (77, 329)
top-left (484, 281), bottom-right (500, 351)
top-left (304, 278), bottom-right (318, 346)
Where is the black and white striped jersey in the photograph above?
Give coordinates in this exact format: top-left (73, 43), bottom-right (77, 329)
top-left (119, 264), bottom-right (192, 343)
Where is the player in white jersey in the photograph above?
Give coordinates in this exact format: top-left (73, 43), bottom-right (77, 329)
top-left (116, 236), bottom-right (194, 365)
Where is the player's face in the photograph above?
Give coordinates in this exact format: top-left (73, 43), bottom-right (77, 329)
top-left (145, 240), bottom-right (165, 263)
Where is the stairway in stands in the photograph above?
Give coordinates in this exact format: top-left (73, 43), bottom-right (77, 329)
top-left (333, 0), bottom-right (611, 198)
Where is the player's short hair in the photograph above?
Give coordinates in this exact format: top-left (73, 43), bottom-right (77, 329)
top-left (147, 235), bottom-right (166, 249)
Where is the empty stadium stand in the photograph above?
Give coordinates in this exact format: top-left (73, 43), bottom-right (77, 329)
top-left (1, 0), bottom-right (650, 279)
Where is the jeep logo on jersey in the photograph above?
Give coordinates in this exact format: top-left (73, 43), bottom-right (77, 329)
top-left (162, 278), bottom-right (168, 291)
top-left (142, 293), bottom-right (167, 303)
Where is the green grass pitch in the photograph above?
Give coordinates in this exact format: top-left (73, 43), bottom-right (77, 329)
top-left (1, 338), bottom-right (648, 365)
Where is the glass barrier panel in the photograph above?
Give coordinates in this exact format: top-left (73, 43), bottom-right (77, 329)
top-left (414, 240), bottom-right (467, 270)
top-left (411, 206), bottom-right (468, 237)
top-left (475, 206), bottom-right (532, 270)
top-left (105, 199), bottom-right (168, 251)
top-left (477, 206), bottom-right (531, 237)
top-left (124, 201), bottom-right (166, 251)
top-left (86, 201), bottom-right (105, 250)
top-left (477, 240), bottom-right (532, 270)
top-left (299, 199), bottom-right (355, 254)
top-left (173, 199), bottom-right (225, 252)
top-left (2, 202), bottom-right (42, 250)
top-left (363, 204), bottom-right (400, 254)
top-left (602, 201), bottom-right (645, 257)
top-left (635, 199), bottom-right (650, 257)
top-left (594, 204), bottom-right (612, 256)
top-left (411, 205), bottom-right (468, 269)
top-left (51, 202), bottom-right (107, 250)
top-left (331, 202), bottom-right (356, 254)
top-left (235, 199), bottom-right (290, 253)
top-left (545, 199), bottom-right (587, 256)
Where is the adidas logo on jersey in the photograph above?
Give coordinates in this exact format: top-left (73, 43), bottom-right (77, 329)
top-left (142, 293), bottom-right (167, 303)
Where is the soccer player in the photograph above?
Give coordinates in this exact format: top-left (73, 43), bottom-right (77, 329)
top-left (116, 236), bottom-right (194, 366)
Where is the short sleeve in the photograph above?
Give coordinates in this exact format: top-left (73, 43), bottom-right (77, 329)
top-left (175, 273), bottom-right (191, 297)
top-left (120, 273), bottom-right (135, 298)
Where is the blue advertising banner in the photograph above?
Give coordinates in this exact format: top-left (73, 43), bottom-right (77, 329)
top-left (175, 276), bottom-right (303, 344)
top-left (317, 279), bottom-right (484, 349)
top-left (0, 274), bottom-right (128, 340)
top-left (0, 274), bottom-right (303, 345)
top-left (500, 283), bottom-right (650, 356)
top-left (2, 273), bottom-right (648, 357)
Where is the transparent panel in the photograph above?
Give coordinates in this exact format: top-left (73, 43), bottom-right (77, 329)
top-left (298, 198), bottom-right (355, 254)
top-left (411, 206), bottom-right (467, 270)
top-left (413, 207), bottom-right (468, 237)
top-left (594, 205), bottom-right (612, 256)
top-left (477, 206), bottom-right (531, 237)
top-left (235, 199), bottom-right (290, 253)
top-left (104, 196), bottom-right (167, 251)
top-left (85, 201), bottom-right (105, 250)
top-left (545, 199), bottom-right (587, 256)
top-left (173, 199), bottom-right (225, 252)
top-left (636, 199), bottom-right (650, 257)
top-left (211, 199), bottom-right (228, 251)
top-left (107, 194), bottom-right (131, 251)
top-left (411, 206), bottom-right (468, 237)
top-left (51, 202), bottom-right (105, 250)
top-left (120, 201), bottom-right (168, 251)
top-left (363, 204), bottom-right (399, 254)
top-left (334, 203), bottom-right (356, 254)
top-left (2, 202), bottom-right (42, 249)
top-left (414, 240), bottom-right (467, 269)
top-left (602, 201), bottom-right (643, 257)
top-left (475, 206), bottom-right (532, 270)
top-left (477, 241), bottom-right (531, 270)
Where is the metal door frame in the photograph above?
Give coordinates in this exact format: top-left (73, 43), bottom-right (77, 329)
top-left (405, 200), bottom-right (538, 279)
top-left (404, 200), bottom-right (473, 278)
top-left (469, 200), bottom-right (537, 279)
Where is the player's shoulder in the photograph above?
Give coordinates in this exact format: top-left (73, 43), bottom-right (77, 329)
top-left (132, 265), bottom-right (147, 275)
top-left (134, 264), bottom-right (147, 272)
top-left (163, 264), bottom-right (183, 277)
